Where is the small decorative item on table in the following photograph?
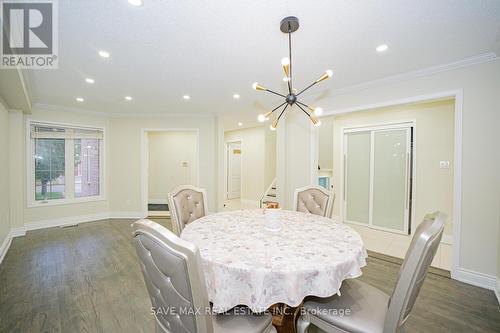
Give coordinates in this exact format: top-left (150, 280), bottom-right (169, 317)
top-left (263, 202), bottom-right (282, 231)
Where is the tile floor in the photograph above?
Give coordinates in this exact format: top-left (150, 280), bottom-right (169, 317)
top-left (347, 223), bottom-right (452, 271)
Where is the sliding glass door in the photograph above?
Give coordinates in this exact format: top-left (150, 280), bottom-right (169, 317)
top-left (344, 125), bottom-right (412, 234)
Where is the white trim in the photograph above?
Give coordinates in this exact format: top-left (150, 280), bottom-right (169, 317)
top-left (148, 199), bottom-right (168, 205)
top-left (7, 211), bottom-right (146, 239)
top-left (23, 212), bottom-right (110, 231)
top-left (26, 119), bottom-right (106, 208)
top-left (317, 53), bottom-right (497, 99)
top-left (441, 234), bottom-right (453, 245)
top-left (0, 231), bottom-right (13, 265)
top-left (108, 211), bottom-right (145, 219)
top-left (495, 279), bottom-right (500, 306)
top-left (318, 89), bottom-right (463, 281)
top-left (454, 268), bottom-right (497, 291)
top-left (11, 227), bottom-right (27, 237)
top-left (141, 128), bottom-right (200, 218)
top-left (33, 103), bottom-right (217, 119)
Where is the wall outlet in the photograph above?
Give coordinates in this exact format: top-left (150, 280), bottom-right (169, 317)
top-left (439, 161), bottom-right (450, 169)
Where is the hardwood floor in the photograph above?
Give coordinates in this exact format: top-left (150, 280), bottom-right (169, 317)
top-left (0, 218), bottom-right (498, 332)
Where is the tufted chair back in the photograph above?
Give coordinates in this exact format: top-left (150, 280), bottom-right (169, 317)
top-left (384, 212), bottom-right (445, 333)
top-left (168, 185), bottom-right (208, 236)
top-left (132, 219), bottom-right (213, 333)
top-left (293, 185), bottom-right (334, 218)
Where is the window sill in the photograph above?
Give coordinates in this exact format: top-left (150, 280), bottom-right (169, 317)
top-left (27, 195), bottom-right (106, 208)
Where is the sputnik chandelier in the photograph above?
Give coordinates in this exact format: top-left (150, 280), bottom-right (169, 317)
top-left (253, 16), bottom-right (333, 130)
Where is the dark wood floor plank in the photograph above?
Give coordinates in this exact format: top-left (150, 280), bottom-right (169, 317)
top-left (0, 218), bottom-right (498, 333)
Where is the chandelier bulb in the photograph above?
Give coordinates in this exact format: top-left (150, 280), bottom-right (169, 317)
top-left (252, 82), bottom-right (267, 91)
top-left (314, 107), bottom-right (324, 116)
top-left (270, 120), bottom-right (278, 131)
top-left (257, 114), bottom-right (267, 122)
top-left (281, 57), bottom-right (290, 78)
top-left (316, 70), bottom-right (333, 83)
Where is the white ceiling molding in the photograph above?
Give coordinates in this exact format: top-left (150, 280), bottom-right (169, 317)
top-left (33, 103), bottom-right (217, 119)
top-left (323, 52), bottom-right (498, 98)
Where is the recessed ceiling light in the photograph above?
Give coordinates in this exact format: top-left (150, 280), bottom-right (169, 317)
top-left (98, 50), bottom-right (110, 58)
top-left (376, 44), bottom-right (388, 52)
top-left (125, 96), bottom-right (133, 101)
top-left (183, 95), bottom-right (190, 100)
top-left (76, 97), bottom-right (84, 102)
top-left (233, 94), bottom-right (240, 99)
top-left (85, 78), bottom-right (95, 84)
top-left (238, 122), bottom-right (243, 126)
top-left (128, 0), bottom-right (143, 6)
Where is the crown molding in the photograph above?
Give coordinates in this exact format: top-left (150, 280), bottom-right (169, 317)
top-left (327, 52), bottom-right (498, 97)
top-left (32, 103), bottom-right (217, 119)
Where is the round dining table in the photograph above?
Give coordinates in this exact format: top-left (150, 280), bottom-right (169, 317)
top-left (180, 209), bottom-right (367, 313)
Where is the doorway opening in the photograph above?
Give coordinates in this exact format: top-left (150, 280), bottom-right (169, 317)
top-left (142, 129), bottom-right (199, 219)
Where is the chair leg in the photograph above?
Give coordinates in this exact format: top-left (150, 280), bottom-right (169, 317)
top-left (296, 316), bottom-right (311, 333)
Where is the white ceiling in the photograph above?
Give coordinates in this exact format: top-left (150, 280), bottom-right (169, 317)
top-left (23, 0), bottom-right (500, 129)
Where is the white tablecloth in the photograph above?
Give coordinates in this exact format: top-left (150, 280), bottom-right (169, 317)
top-left (181, 209), bottom-right (367, 313)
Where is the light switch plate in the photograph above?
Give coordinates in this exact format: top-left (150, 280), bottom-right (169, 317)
top-left (439, 161), bottom-right (450, 169)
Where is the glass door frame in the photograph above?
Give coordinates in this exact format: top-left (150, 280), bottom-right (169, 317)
top-left (342, 121), bottom-right (415, 235)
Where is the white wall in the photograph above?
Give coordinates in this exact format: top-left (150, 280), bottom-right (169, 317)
top-left (327, 100), bottom-right (455, 237)
top-left (148, 131), bottom-right (197, 203)
top-left (316, 59), bottom-right (500, 280)
top-left (0, 102), bottom-right (10, 248)
top-left (224, 126), bottom-right (276, 203)
top-left (109, 116), bottom-right (217, 213)
top-left (318, 117), bottom-right (334, 172)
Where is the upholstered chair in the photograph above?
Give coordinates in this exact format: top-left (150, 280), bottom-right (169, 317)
top-left (296, 212), bottom-right (446, 333)
top-left (132, 219), bottom-right (276, 333)
top-left (168, 185), bottom-right (208, 236)
top-left (293, 185), bottom-right (334, 218)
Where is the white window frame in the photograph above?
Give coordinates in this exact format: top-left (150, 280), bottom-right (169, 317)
top-left (26, 120), bottom-right (106, 208)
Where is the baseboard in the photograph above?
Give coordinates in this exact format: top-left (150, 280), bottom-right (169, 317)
top-left (453, 267), bottom-right (497, 290)
top-left (0, 230), bottom-right (13, 265)
top-left (9, 211), bottom-right (146, 238)
top-left (441, 234), bottom-right (453, 245)
top-left (108, 211), bottom-right (145, 219)
top-left (24, 212), bottom-right (111, 232)
top-left (11, 227), bottom-right (27, 237)
top-left (495, 279), bottom-right (500, 306)
top-left (148, 199), bottom-right (168, 205)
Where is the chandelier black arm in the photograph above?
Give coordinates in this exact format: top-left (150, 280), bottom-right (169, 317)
top-left (276, 103), bottom-right (289, 122)
top-left (295, 102), bottom-right (312, 118)
top-left (296, 100), bottom-right (311, 110)
top-left (296, 80), bottom-right (318, 97)
top-left (269, 101), bottom-right (287, 114)
top-left (265, 88), bottom-right (287, 99)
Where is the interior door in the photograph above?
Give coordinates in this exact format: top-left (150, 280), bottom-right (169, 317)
top-left (227, 142), bottom-right (241, 199)
top-left (344, 126), bottom-right (412, 234)
top-left (371, 128), bottom-right (410, 233)
top-left (344, 132), bottom-right (371, 225)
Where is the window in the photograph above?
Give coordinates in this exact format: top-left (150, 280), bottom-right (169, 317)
top-left (29, 122), bottom-right (104, 206)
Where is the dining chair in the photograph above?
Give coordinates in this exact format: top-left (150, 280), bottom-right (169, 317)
top-left (132, 219), bottom-right (276, 333)
top-left (168, 185), bottom-right (208, 236)
top-left (296, 211), bottom-right (446, 333)
top-left (293, 185), bottom-right (334, 218)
